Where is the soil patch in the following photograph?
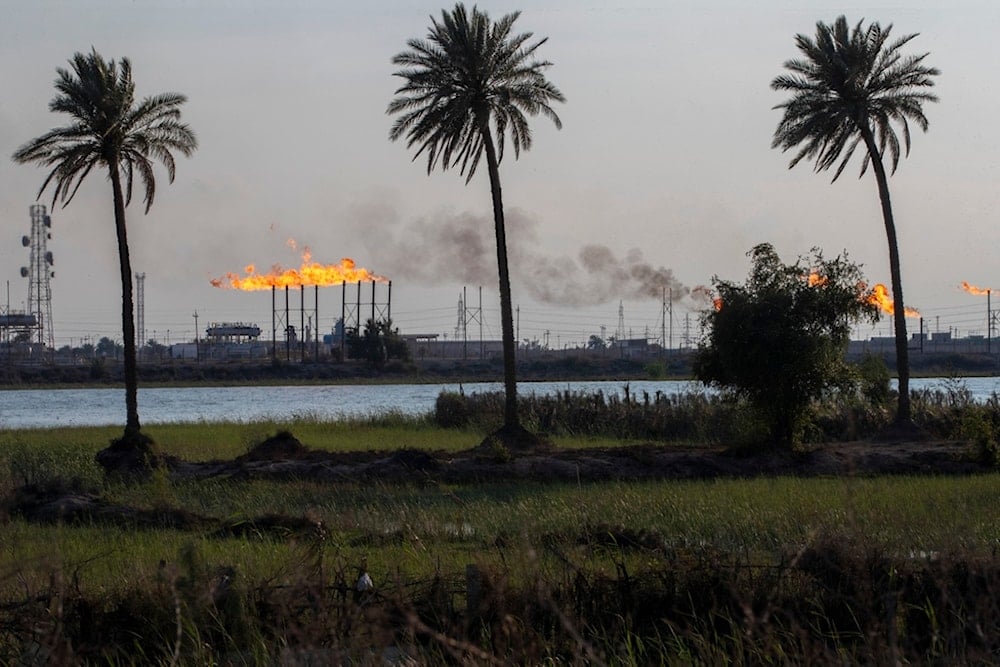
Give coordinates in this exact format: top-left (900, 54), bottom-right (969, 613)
top-left (170, 438), bottom-right (990, 485)
top-left (4, 481), bottom-right (208, 530)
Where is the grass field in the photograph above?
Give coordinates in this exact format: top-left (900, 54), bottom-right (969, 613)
top-left (3, 417), bottom-right (1000, 663)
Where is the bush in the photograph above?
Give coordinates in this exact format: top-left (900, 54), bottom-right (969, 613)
top-left (694, 244), bottom-right (878, 446)
top-left (89, 357), bottom-right (108, 380)
top-left (435, 391), bottom-right (471, 428)
top-left (856, 353), bottom-right (891, 407)
top-left (644, 360), bottom-right (668, 379)
top-left (957, 410), bottom-right (999, 465)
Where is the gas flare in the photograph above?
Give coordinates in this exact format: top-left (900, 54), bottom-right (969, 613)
top-left (211, 245), bottom-right (387, 291)
top-left (712, 272), bottom-right (827, 310)
top-left (806, 272), bottom-right (828, 287)
top-left (866, 283), bottom-right (920, 318)
top-left (961, 281), bottom-right (993, 296)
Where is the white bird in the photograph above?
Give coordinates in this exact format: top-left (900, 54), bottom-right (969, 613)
top-left (356, 571), bottom-right (373, 592)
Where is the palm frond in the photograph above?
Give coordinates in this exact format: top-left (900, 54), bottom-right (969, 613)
top-left (388, 2), bottom-right (563, 181)
top-left (771, 15), bottom-right (937, 182)
top-left (13, 49), bottom-right (197, 214)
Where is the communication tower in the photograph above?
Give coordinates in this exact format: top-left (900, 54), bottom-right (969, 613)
top-left (21, 204), bottom-right (55, 349)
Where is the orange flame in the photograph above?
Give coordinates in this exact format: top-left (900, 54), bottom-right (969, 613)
top-left (866, 284), bottom-right (920, 318)
top-left (211, 245), bottom-right (388, 291)
top-left (961, 281), bottom-right (993, 296)
top-left (712, 297), bottom-right (723, 312)
top-left (806, 272), bottom-right (828, 287)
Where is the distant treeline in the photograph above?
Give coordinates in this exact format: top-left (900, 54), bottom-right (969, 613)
top-left (0, 350), bottom-right (996, 387)
top-left (0, 354), bottom-right (671, 386)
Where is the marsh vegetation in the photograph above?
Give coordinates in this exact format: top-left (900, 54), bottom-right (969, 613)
top-left (2, 383), bottom-right (1000, 663)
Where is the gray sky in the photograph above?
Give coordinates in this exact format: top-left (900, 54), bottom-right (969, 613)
top-left (2, 0), bottom-right (998, 349)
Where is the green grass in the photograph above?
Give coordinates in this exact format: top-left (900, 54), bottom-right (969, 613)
top-left (4, 422), bottom-right (1000, 556)
top-left (147, 417), bottom-right (478, 461)
top-left (6, 433), bottom-right (1000, 590)
top-left (0, 415), bottom-right (484, 464)
top-left (5, 420), bottom-right (1000, 662)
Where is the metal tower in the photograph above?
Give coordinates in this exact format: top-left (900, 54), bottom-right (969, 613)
top-left (455, 292), bottom-right (465, 341)
top-left (22, 204), bottom-right (54, 349)
top-left (462, 286), bottom-right (483, 359)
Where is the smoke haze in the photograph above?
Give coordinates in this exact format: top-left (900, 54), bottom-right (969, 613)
top-left (356, 205), bottom-right (693, 306)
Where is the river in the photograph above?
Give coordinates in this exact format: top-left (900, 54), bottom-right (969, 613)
top-left (1, 377), bottom-right (997, 429)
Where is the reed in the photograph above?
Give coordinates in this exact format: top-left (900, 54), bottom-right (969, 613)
top-left (436, 382), bottom-right (1000, 447)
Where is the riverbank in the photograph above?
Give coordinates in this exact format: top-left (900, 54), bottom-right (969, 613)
top-left (2, 348), bottom-right (999, 389)
top-left (0, 354), bottom-right (676, 388)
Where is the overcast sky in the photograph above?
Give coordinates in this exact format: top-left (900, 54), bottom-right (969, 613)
top-left (2, 0), bottom-right (998, 349)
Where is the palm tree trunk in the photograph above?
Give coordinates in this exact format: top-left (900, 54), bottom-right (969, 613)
top-left (108, 162), bottom-right (142, 439)
top-left (862, 126), bottom-right (912, 424)
top-left (479, 121), bottom-right (520, 429)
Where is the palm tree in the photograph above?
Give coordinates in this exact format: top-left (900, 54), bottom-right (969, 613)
top-left (14, 49), bottom-right (196, 463)
top-left (388, 3), bottom-right (564, 440)
top-left (771, 16), bottom-right (938, 426)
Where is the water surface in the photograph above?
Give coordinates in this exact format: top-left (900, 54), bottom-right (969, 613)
top-left (0, 377), bottom-right (994, 429)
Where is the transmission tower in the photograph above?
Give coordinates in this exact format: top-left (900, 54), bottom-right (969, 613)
top-left (135, 272), bottom-right (146, 349)
top-left (22, 204), bottom-right (54, 349)
top-left (463, 286), bottom-right (483, 359)
top-left (455, 292), bottom-right (465, 341)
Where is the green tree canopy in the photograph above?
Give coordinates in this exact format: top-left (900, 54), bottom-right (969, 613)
top-left (347, 319), bottom-right (410, 369)
top-left (694, 243), bottom-right (879, 446)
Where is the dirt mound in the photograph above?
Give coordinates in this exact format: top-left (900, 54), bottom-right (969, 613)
top-left (382, 448), bottom-right (441, 472)
top-left (166, 438), bottom-right (990, 486)
top-left (238, 430), bottom-right (311, 462)
top-left (476, 423), bottom-right (554, 457)
top-left (95, 432), bottom-right (176, 478)
top-left (4, 481), bottom-right (207, 529)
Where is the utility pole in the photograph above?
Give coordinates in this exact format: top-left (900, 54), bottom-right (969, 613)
top-left (669, 288), bottom-right (673, 354)
top-left (193, 310), bottom-right (199, 362)
top-left (616, 300), bottom-right (625, 357)
top-left (661, 287), bottom-right (666, 357)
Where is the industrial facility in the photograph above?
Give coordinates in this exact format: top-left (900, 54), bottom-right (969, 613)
top-left (4, 209), bottom-right (1000, 371)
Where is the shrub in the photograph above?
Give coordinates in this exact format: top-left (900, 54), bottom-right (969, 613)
top-left (856, 353), bottom-right (892, 407)
top-left (958, 410), bottom-right (999, 465)
top-left (89, 357), bottom-right (108, 380)
top-left (434, 391), bottom-right (471, 428)
top-left (695, 244), bottom-right (878, 446)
